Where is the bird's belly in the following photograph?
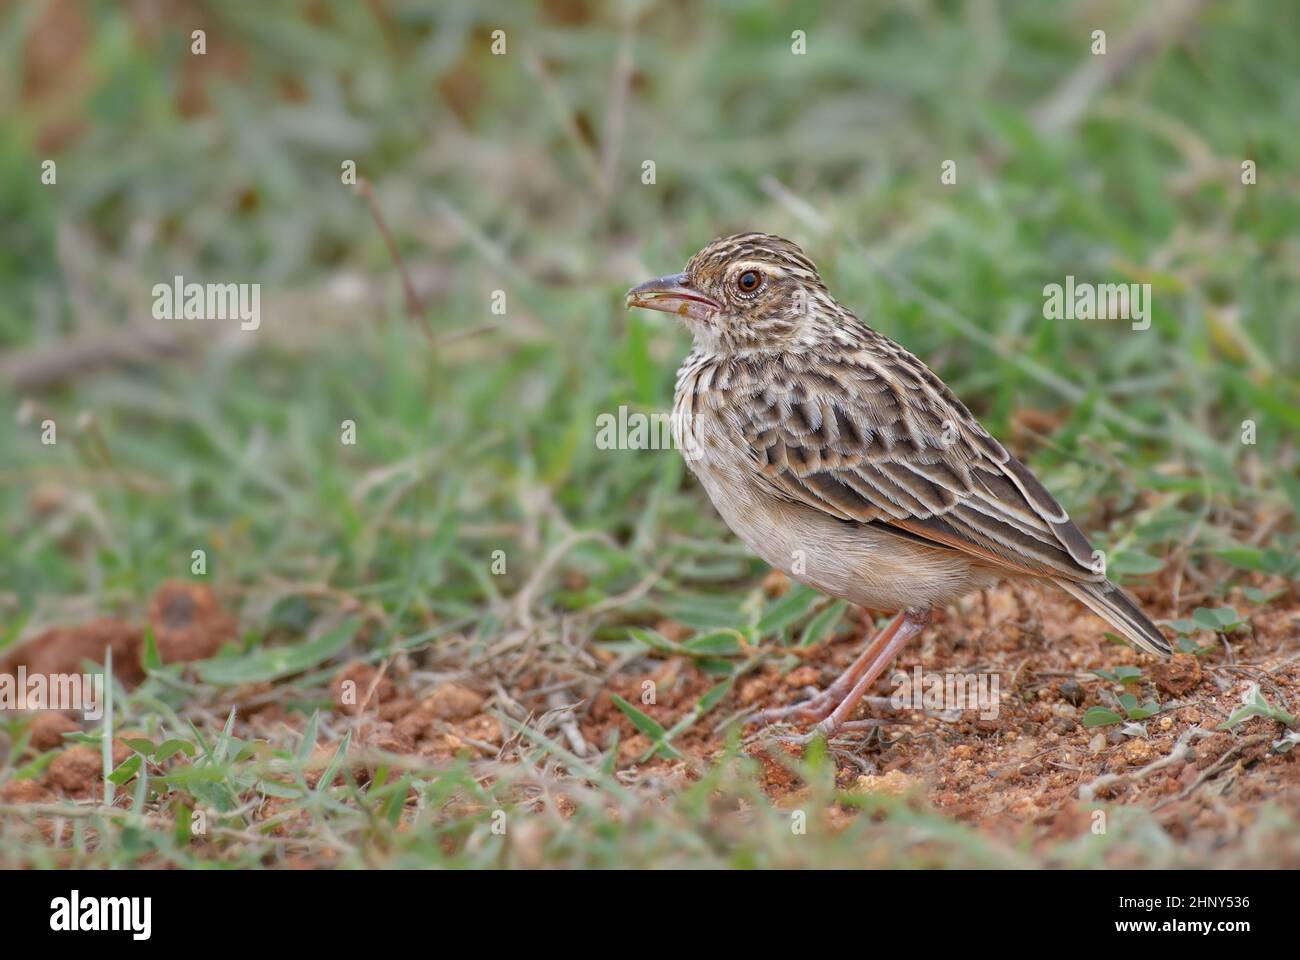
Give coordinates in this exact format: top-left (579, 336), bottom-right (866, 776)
top-left (690, 460), bottom-right (990, 612)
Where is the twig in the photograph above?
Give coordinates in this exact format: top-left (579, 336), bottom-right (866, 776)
top-left (546, 693), bottom-right (591, 758)
top-left (355, 178), bottom-right (436, 345)
top-left (1, 323), bottom-right (194, 393)
top-left (1079, 727), bottom-right (1198, 801)
top-left (1152, 733), bottom-right (1272, 810)
top-left (509, 529), bottom-right (620, 630)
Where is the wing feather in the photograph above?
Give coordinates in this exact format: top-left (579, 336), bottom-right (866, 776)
top-left (730, 349), bottom-right (1104, 583)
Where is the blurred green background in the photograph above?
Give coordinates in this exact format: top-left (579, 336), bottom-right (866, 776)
top-left (3, 0), bottom-right (1298, 608)
top-left (0, 0), bottom-right (1298, 867)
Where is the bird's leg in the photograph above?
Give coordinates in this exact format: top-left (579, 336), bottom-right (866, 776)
top-left (807, 607), bottom-right (932, 741)
top-left (756, 609), bottom-right (908, 725)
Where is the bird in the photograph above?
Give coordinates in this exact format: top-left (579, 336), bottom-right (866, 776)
top-left (625, 232), bottom-right (1171, 741)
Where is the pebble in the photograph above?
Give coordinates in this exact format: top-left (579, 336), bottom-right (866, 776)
top-left (1059, 679), bottom-right (1084, 706)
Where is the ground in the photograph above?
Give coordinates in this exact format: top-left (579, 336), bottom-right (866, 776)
top-left (2, 562), bottom-right (1297, 867)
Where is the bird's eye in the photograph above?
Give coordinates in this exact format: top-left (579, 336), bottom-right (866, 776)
top-left (736, 270), bottom-right (762, 293)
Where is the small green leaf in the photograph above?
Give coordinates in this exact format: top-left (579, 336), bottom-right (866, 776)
top-left (196, 618), bottom-right (360, 685)
top-left (1094, 666), bottom-right (1144, 685)
top-left (1214, 547), bottom-right (1267, 572)
top-left (120, 737), bottom-right (157, 757)
top-left (381, 776), bottom-right (410, 825)
top-left (12, 750), bottom-right (58, 780)
top-left (257, 779), bottom-right (306, 799)
top-left (107, 753), bottom-right (142, 785)
top-left (154, 739), bottom-right (197, 763)
top-left (1192, 606), bottom-right (1245, 633)
top-left (213, 707), bottom-right (238, 765)
top-left (297, 711), bottom-right (321, 763)
top-left (1176, 635), bottom-right (1215, 657)
top-left (314, 730), bottom-right (353, 794)
top-left (1109, 550), bottom-right (1165, 576)
top-left (600, 731), bottom-right (620, 776)
top-left (682, 630), bottom-right (744, 656)
top-left (800, 600), bottom-right (848, 648)
top-left (1126, 699), bottom-right (1160, 721)
top-left (755, 584), bottom-right (821, 637)
top-left (157, 765), bottom-right (228, 786)
top-left (1242, 586), bottom-right (1284, 604)
top-left (1083, 707), bottom-right (1124, 728)
top-left (611, 694), bottom-right (666, 740)
top-left (1260, 549), bottom-right (1300, 577)
top-left (695, 658), bottom-right (736, 676)
top-left (1218, 684), bottom-right (1296, 730)
top-left (141, 626), bottom-right (162, 673)
top-left (627, 627), bottom-right (679, 653)
top-left (696, 679), bottom-right (734, 715)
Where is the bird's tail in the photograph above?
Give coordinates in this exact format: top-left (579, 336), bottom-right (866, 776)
top-left (1052, 577), bottom-right (1171, 657)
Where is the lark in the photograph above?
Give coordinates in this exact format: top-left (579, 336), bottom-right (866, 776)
top-left (626, 233), bottom-right (1170, 740)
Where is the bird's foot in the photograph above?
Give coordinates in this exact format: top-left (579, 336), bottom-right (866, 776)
top-left (756, 694), bottom-right (895, 726)
top-left (755, 607), bottom-right (933, 743)
top-left (772, 717), bottom-right (898, 746)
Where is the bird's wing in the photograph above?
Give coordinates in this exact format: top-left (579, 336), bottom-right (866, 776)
top-left (725, 346), bottom-right (1105, 582)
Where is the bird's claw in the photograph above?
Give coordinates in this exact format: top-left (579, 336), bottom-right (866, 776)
top-left (770, 717), bottom-right (896, 746)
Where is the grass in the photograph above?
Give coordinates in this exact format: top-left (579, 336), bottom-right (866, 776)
top-left (1, 0), bottom-right (1298, 868)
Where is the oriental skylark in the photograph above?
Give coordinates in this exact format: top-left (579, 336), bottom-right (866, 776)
top-left (626, 233), bottom-right (1170, 740)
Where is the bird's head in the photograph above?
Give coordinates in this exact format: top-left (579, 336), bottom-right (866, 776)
top-left (625, 233), bottom-right (841, 354)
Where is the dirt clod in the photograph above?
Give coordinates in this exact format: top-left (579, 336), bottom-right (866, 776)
top-left (46, 746), bottom-right (103, 794)
top-left (424, 682), bottom-right (483, 720)
top-left (1, 779), bottom-right (54, 804)
top-left (854, 770), bottom-right (916, 796)
top-left (45, 739), bottom-right (136, 795)
top-left (147, 581), bottom-right (238, 663)
top-left (1154, 653), bottom-right (1202, 696)
top-left (27, 713), bottom-right (80, 751)
top-left (0, 619), bottom-right (143, 686)
top-left (332, 662), bottom-right (396, 715)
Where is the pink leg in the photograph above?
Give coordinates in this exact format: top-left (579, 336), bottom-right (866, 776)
top-left (772, 607), bottom-right (932, 743)
top-left (757, 610), bottom-right (908, 725)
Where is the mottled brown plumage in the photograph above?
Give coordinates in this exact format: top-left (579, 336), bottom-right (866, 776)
top-left (627, 233), bottom-right (1169, 740)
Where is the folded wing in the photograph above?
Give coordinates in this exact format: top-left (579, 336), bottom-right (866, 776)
top-left (730, 346), bottom-right (1104, 582)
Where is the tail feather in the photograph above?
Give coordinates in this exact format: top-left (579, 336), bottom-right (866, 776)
top-left (1053, 578), bottom-right (1171, 656)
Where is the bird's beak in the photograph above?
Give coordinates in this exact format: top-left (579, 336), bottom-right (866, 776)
top-left (625, 272), bottom-right (720, 322)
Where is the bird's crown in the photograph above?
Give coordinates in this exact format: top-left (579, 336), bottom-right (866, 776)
top-left (685, 233), bottom-right (825, 290)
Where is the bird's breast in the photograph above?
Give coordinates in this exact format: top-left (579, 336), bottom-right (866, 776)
top-left (673, 361), bottom-right (992, 611)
